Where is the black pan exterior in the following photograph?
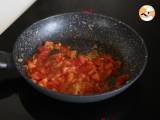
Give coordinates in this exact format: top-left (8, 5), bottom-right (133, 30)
top-left (13, 12), bottom-right (148, 103)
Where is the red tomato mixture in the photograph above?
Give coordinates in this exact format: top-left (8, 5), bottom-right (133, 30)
top-left (24, 41), bottom-right (128, 95)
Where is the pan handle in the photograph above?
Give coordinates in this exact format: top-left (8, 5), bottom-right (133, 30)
top-left (0, 51), bottom-right (14, 69)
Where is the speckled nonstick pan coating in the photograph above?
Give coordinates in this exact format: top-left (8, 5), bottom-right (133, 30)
top-left (2, 12), bottom-right (148, 103)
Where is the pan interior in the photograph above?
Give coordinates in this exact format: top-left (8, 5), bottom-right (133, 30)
top-left (13, 12), bottom-right (147, 89)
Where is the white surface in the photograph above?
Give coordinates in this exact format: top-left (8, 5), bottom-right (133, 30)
top-left (0, 0), bottom-right (36, 35)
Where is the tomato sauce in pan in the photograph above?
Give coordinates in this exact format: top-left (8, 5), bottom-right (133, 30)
top-left (24, 41), bottom-right (128, 95)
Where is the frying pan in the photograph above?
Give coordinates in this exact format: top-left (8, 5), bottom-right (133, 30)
top-left (0, 12), bottom-right (148, 103)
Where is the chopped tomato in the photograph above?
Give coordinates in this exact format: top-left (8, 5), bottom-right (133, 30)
top-left (25, 41), bottom-right (129, 95)
top-left (116, 74), bottom-right (129, 87)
